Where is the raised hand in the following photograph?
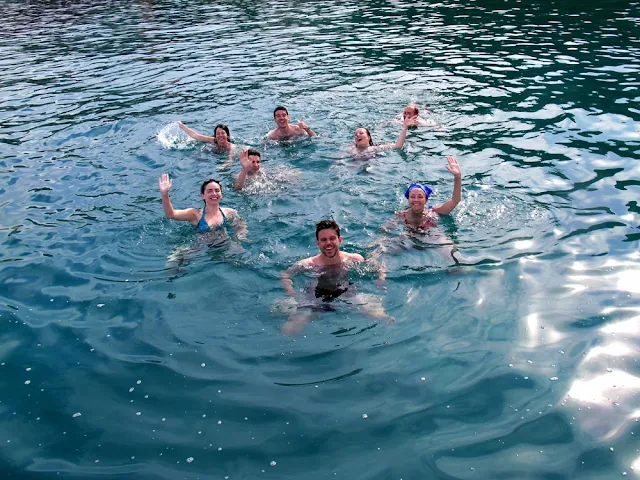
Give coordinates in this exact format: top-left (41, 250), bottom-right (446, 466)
top-left (238, 148), bottom-right (251, 171)
top-left (403, 116), bottom-right (419, 128)
top-left (445, 156), bottom-right (461, 178)
top-left (158, 173), bottom-right (172, 196)
top-left (298, 117), bottom-right (309, 131)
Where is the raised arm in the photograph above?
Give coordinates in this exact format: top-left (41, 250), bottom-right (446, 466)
top-left (394, 116), bottom-right (418, 149)
top-left (177, 121), bottom-right (216, 143)
top-left (234, 149), bottom-right (251, 191)
top-left (158, 174), bottom-right (199, 223)
top-left (298, 117), bottom-right (317, 137)
top-left (432, 156), bottom-right (462, 215)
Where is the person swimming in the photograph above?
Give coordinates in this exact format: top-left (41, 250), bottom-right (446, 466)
top-left (351, 115), bottom-right (418, 158)
top-left (177, 121), bottom-right (236, 168)
top-left (401, 156), bottom-right (461, 230)
top-left (266, 106), bottom-right (317, 141)
top-left (279, 219), bottom-right (390, 335)
top-left (158, 173), bottom-right (247, 240)
top-left (370, 156), bottom-right (463, 264)
top-left (401, 104), bottom-right (440, 128)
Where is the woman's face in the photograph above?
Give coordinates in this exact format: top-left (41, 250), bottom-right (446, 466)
top-left (214, 127), bottom-right (229, 145)
top-left (354, 128), bottom-right (371, 148)
top-left (201, 182), bottom-right (223, 204)
top-left (408, 188), bottom-right (427, 212)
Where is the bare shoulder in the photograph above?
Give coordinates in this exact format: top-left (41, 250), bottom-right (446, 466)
top-left (342, 252), bottom-right (364, 263)
top-left (222, 207), bottom-right (242, 220)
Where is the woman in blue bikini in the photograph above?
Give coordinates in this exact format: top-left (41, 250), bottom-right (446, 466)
top-left (158, 173), bottom-right (247, 240)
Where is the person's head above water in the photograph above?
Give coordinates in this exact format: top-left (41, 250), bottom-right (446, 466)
top-left (315, 219), bottom-right (341, 240)
top-left (213, 124), bottom-right (230, 145)
top-left (403, 104), bottom-right (419, 119)
top-left (404, 183), bottom-right (432, 200)
top-left (273, 106), bottom-right (289, 118)
top-left (201, 178), bottom-right (223, 195)
top-left (315, 219), bottom-right (342, 258)
top-left (273, 106), bottom-right (290, 128)
top-left (405, 183), bottom-right (433, 213)
top-left (246, 148), bottom-right (261, 172)
top-left (354, 127), bottom-right (374, 148)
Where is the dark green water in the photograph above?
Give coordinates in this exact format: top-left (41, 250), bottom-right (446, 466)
top-left (1, 1), bottom-right (639, 479)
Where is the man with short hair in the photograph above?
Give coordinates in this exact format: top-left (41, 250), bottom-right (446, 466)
top-left (266, 106), bottom-right (317, 141)
top-left (278, 219), bottom-right (390, 334)
top-left (234, 148), bottom-right (262, 191)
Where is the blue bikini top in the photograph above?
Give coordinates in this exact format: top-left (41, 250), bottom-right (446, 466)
top-left (196, 205), bottom-right (227, 233)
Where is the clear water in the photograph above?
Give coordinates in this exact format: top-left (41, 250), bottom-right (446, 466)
top-left (1, 1), bottom-right (639, 479)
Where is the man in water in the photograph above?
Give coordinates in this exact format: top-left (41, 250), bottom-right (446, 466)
top-left (279, 219), bottom-right (390, 334)
top-left (266, 106), bottom-right (317, 141)
top-left (234, 148), bottom-right (262, 191)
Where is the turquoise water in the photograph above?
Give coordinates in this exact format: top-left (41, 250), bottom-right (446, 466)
top-left (1, 1), bottom-right (639, 478)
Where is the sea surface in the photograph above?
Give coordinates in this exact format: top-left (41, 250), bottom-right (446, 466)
top-left (1, 1), bottom-right (639, 479)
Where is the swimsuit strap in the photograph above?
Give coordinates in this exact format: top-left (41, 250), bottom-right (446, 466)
top-left (196, 205), bottom-right (227, 232)
top-left (219, 208), bottom-right (227, 228)
top-left (196, 205), bottom-right (210, 232)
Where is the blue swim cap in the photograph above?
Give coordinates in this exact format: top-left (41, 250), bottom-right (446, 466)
top-left (404, 183), bottom-right (433, 199)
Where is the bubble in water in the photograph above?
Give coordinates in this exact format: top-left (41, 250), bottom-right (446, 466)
top-left (24, 380), bottom-right (30, 385)
top-left (362, 414), bottom-right (368, 419)
top-left (186, 457), bottom-right (194, 463)
top-left (72, 413), bottom-right (81, 418)
top-left (201, 363), bottom-right (206, 367)
top-left (420, 377), bottom-right (426, 381)
top-left (270, 461), bottom-right (277, 467)
top-left (549, 377), bottom-right (559, 381)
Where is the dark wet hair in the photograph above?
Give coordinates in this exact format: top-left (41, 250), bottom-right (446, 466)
top-left (200, 178), bottom-right (223, 194)
top-left (364, 127), bottom-right (374, 146)
top-left (213, 124), bottom-right (230, 143)
top-left (274, 106), bottom-right (289, 117)
top-left (316, 219), bottom-right (341, 239)
top-left (246, 148), bottom-right (261, 158)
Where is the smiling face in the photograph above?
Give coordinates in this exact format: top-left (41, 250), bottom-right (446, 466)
top-left (274, 109), bottom-right (290, 128)
top-left (200, 181), bottom-right (222, 204)
top-left (214, 126), bottom-right (229, 145)
top-left (354, 128), bottom-right (372, 148)
top-left (407, 188), bottom-right (427, 213)
top-left (248, 154), bottom-right (261, 172)
top-left (316, 228), bottom-right (342, 258)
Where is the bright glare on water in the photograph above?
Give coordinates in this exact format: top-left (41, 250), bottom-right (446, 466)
top-left (1, 1), bottom-right (639, 479)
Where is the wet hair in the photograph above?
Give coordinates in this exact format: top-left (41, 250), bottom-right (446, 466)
top-left (405, 104), bottom-right (419, 116)
top-left (200, 178), bottom-right (223, 194)
top-left (274, 106), bottom-right (289, 117)
top-left (364, 127), bottom-right (374, 146)
top-left (316, 219), bottom-right (341, 239)
top-left (246, 148), bottom-right (261, 158)
top-left (213, 124), bottom-right (230, 143)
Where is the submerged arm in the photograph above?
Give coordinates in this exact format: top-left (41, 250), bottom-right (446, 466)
top-left (226, 208), bottom-right (247, 241)
top-left (281, 263), bottom-right (304, 296)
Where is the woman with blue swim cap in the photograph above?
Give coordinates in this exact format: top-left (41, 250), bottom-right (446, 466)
top-left (401, 156), bottom-right (462, 231)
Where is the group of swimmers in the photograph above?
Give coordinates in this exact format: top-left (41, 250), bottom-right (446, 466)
top-left (159, 105), bottom-right (461, 334)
